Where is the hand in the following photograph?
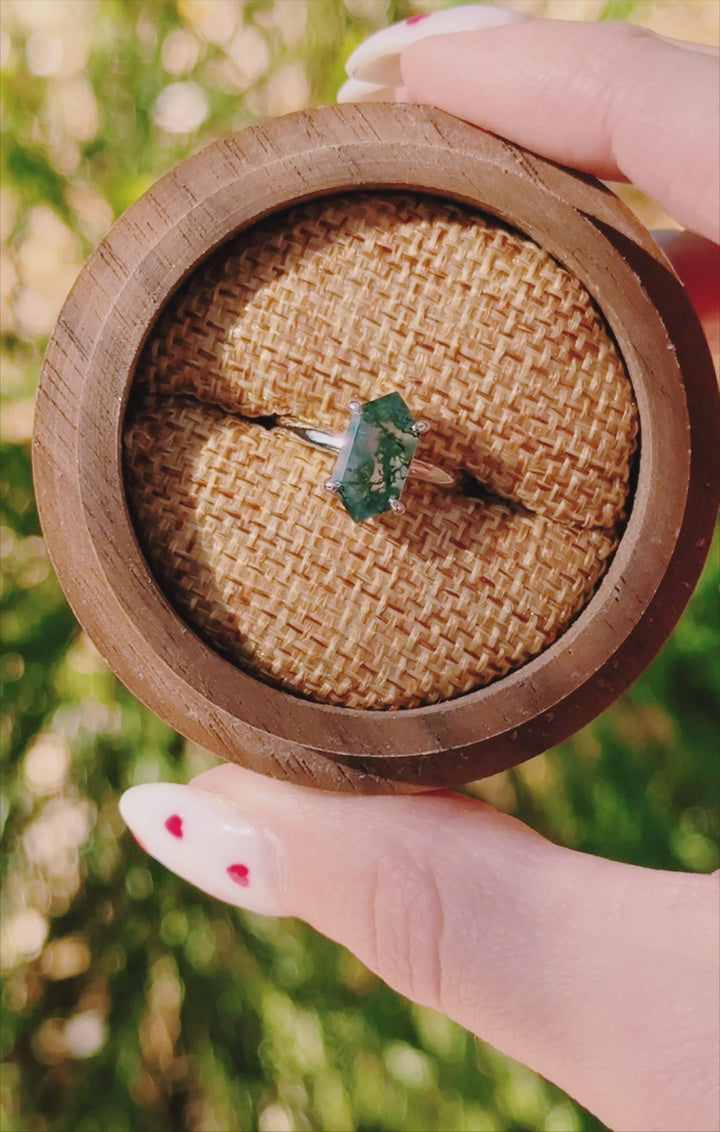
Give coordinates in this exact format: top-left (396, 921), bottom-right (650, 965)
top-left (120, 14), bottom-right (720, 1132)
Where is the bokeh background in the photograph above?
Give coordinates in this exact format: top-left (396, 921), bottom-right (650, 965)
top-left (1, 1), bottom-right (718, 1129)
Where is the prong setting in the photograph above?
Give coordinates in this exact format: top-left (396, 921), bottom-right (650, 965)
top-left (285, 394), bottom-right (447, 522)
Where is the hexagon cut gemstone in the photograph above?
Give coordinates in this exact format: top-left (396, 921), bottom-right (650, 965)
top-left (333, 393), bottom-right (419, 522)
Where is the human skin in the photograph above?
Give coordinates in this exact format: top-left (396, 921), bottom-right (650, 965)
top-left (120, 17), bottom-right (720, 1132)
top-left (398, 18), bottom-right (719, 356)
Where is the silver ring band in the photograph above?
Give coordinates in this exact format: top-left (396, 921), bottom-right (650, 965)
top-left (277, 419), bottom-right (457, 488)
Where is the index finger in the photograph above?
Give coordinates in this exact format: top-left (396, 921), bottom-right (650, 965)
top-left (400, 20), bottom-right (720, 242)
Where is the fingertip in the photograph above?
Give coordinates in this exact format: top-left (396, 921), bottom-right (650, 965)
top-left (118, 779), bottom-right (288, 916)
top-left (400, 20), bottom-right (720, 240)
top-left (399, 21), bottom-right (635, 176)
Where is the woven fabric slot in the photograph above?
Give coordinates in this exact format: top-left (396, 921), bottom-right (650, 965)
top-left (124, 192), bottom-right (638, 710)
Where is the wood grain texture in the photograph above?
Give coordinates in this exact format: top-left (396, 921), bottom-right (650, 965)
top-left (32, 104), bottom-right (720, 792)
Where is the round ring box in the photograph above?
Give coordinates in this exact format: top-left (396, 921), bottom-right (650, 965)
top-left (33, 105), bottom-right (720, 793)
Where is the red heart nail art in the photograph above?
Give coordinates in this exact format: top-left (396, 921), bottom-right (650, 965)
top-left (165, 814), bottom-right (183, 838)
top-left (227, 863), bottom-right (250, 887)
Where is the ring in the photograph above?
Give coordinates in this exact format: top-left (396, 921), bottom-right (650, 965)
top-left (277, 393), bottom-right (457, 522)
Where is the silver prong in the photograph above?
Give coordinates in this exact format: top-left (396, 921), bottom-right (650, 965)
top-left (411, 420), bottom-right (431, 436)
top-left (324, 479), bottom-right (340, 494)
top-left (389, 497), bottom-right (405, 514)
top-left (347, 399), bottom-right (363, 416)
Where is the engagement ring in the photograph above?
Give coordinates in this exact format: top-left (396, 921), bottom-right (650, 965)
top-left (277, 393), bottom-right (456, 523)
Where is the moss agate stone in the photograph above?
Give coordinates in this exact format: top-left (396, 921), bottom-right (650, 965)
top-left (333, 394), bottom-right (418, 522)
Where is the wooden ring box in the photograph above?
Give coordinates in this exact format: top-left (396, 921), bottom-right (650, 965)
top-left (33, 105), bottom-right (720, 793)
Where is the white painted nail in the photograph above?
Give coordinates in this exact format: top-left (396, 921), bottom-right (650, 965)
top-left (344, 4), bottom-right (528, 87)
top-left (337, 76), bottom-right (393, 104)
top-left (119, 783), bottom-right (286, 916)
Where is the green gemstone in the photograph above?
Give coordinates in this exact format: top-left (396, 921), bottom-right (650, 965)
top-left (333, 393), bottom-right (419, 522)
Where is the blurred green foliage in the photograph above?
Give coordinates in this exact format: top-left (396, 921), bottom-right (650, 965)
top-left (1, 1), bottom-right (717, 1131)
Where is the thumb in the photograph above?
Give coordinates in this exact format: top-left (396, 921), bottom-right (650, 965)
top-left (119, 766), bottom-right (719, 1132)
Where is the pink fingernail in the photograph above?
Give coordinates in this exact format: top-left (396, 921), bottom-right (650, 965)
top-left (344, 4), bottom-right (528, 87)
top-left (119, 783), bottom-right (286, 916)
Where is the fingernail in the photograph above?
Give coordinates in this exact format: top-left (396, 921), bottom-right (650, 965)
top-left (344, 4), bottom-right (528, 88)
top-left (119, 783), bottom-right (286, 916)
top-left (336, 76), bottom-right (392, 104)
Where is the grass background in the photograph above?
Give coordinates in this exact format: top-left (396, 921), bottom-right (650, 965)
top-left (1, 1), bottom-right (718, 1129)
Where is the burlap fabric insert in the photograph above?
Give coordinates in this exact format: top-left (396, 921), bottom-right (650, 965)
top-left (124, 192), bottom-right (638, 710)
